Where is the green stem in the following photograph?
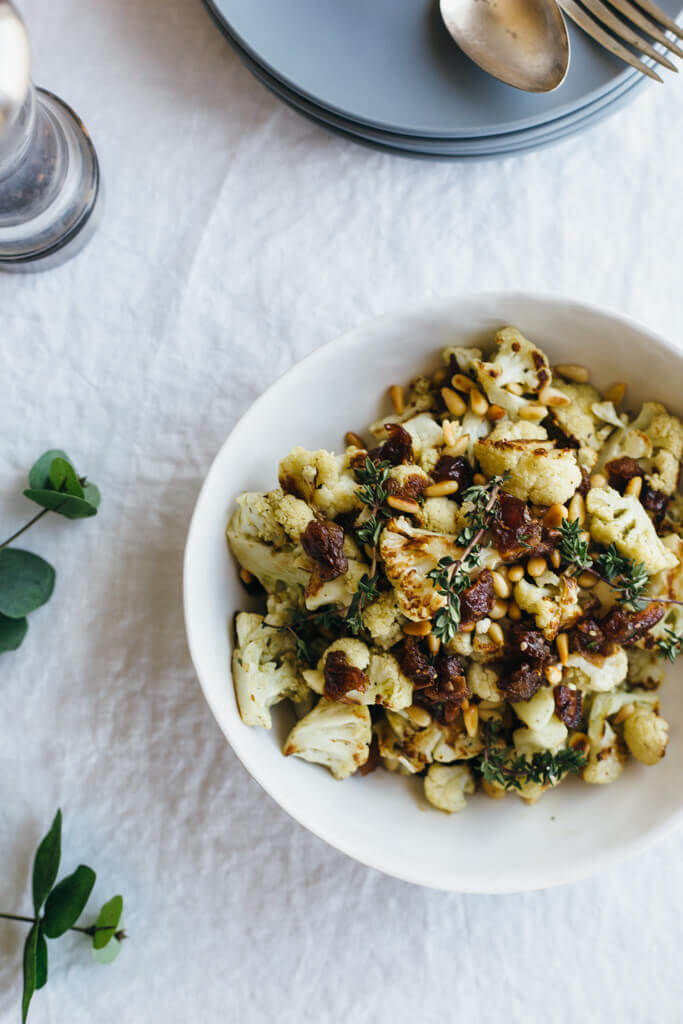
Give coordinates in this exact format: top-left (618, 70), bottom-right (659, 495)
top-left (0, 508), bottom-right (50, 550)
top-left (0, 911), bottom-right (105, 936)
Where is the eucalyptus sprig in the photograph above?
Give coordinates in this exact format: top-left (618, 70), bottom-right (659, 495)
top-left (476, 720), bottom-right (587, 791)
top-left (429, 475), bottom-right (506, 642)
top-left (0, 451), bottom-right (100, 655)
top-left (1, 810), bottom-right (125, 1022)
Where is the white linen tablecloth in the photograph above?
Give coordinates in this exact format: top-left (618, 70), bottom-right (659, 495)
top-left (2, 1), bottom-right (683, 1021)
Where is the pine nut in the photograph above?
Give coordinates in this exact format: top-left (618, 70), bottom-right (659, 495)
top-left (569, 733), bottom-right (591, 756)
top-left (487, 404), bottom-right (506, 421)
top-left (518, 403), bottom-right (548, 422)
top-left (568, 492), bottom-right (586, 525)
top-left (490, 599), bottom-right (508, 620)
top-left (443, 433), bottom-right (470, 458)
top-left (389, 384), bottom-right (405, 416)
top-left (424, 480), bottom-right (459, 498)
top-left (545, 664), bottom-right (563, 685)
top-left (625, 476), bottom-right (643, 499)
top-left (441, 387), bottom-right (467, 417)
top-left (473, 473), bottom-right (487, 486)
top-left (554, 364), bottom-right (589, 384)
top-left (578, 571), bottom-right (597, 588)
top-left (470, 388), bottom-right (489, 417)
top-left (550, 549), bottom-right (561, 570)
top-left (488, 622), bottom-right (505, 646)
top-left (240, 567), bottom-right (253, 584)
top-left (543, 503), bottom-right (568, 529)
top-left (403, 620), bottom-right (431, 637)
top-left (463, 704), bottom-right (479, 738)
top-left (451, 373), bottom-right (475, 393)
top-left (427, 633), bottom-right (441, 656)
top-left (492, 570), bottom-right (511, 599)
top-left (507, 382), bottom-right (524, 395)
top-left (461, 698), bottom-right (470, 711)
top-left (507, 565), bottom-right (525, 583)
top-left (387, 496), bottom-right (420, 515)
top-left (613, 703), bottom-right (636, 725)
top-left (432, 367), bottom-right (447, 386)
top-left (556, 633), bottom-right (569, 666)
top-left (508, 601), bottom-right (522, 621)
top-left (344, 431), bottom-right (365, 449)
top-left (406, 704), bottom-right (432, 729)
top-left (604, 381), bottom-right (626, 405)
top-left (442, 419), bottom-right (457, 448)
top-left (527, 556), bottom-right (547, 578)
top-left (539, 384), bottom-right (571, 408)
top-left (590, 473), bottom-right (608, 489)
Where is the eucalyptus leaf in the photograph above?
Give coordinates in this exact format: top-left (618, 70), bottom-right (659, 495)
top-left (92, 894), bottom-right (123, 950)
top-left (21, 923), bottom-right (39, 1023)
top-left (43, 865), bottom-right (96, 939)
top-left (35, 930), bottom-right (48, 990)
top-left (23, 490), bottom-right (98, 519)
top-left (28, 450), bottom-right (70, 490)
top-left (0, 612), bottom-right (28, 652)
top-left (0, 549), bottom-right (55, 618)
top-left (48, 458), bottom-right (84, 499)
top-left (82, 482), bottom-right (101, 511)
top-left (92, 936), bottom-right (121, 965)
top-left (32, 809), bottom-right (62, 915)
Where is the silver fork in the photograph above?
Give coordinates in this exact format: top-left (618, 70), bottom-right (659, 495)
top-left (558, 0), bottom-right (683, 81)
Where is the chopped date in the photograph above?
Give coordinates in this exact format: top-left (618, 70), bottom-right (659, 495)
top-left (572, 618), bottom-right (606, 653)
top-left (323, 650), bottom-right (368, 702)
top-left (605, 458), bottom-right (670, 525)
top-left (600, 603), bottom-right (665, 646)
top-left (432, 454), bottom-right (474, 491)
top-left (460, 568), bottom-right (495, 624)
top-left (489, 492), bottom-right (544, 562)
top-left (553, 685), bottom-right (583, 728)
top-left (387, 473), bottom-right (428, 501)
top-left (369, 423), bottom-right (413, 466)
top-left (302, 519), bottom-right (348, 581)
top-left (416, 650), bottom-right (470, 723)
top-left (508, 622), bottom-right (552, 662)
top-left (397, 637), bottom-right (438, 689)
top-left (642, 483), bottom-right (670, 526)
top-left (500, 663), bottom-right (543, 702)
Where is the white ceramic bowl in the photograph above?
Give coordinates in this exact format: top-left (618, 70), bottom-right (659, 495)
top-left (184, 293), bottom-right (683, 893)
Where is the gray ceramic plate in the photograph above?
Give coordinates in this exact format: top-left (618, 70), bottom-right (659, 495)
top-left (207, 0), bottom-right (682, 138)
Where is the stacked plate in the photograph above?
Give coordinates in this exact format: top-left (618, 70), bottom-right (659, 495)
top-left (204, 0), bottom-right (682, 158)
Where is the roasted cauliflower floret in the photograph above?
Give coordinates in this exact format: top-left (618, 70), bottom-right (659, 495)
top-left (305, 555), bottom-right (369, 612)
top-left (227, 490), bottom-right (314, 592)
top-left (379, 517), bottom-right (460, 621)
top-left (597, 402), bottom-right (683, 495)
top-left (486, 420), bottom-right (548, 443)
top-left (550, 381), bottom-right (610, 469)
top-left (416, 497), bottom-right (467, 535)
top-left (387, 463), bottom-right (431, 496)
top-left (232, 612), bottom-right (309, 729)
top-left (442, 345), bottom-right (482, 374)
top-left (279, 447), bottom-right (358, 518)
top-left (467, 662), bottom-right (503, 701)
top-left (362, 590), bottom-right (406, 649)
top-left (283, 697), bottom-right (371, 779)
top-left (623, 707), bottom-right (669, 765)
top-left (369, 376), bottom-right (436, 435)
top-left (264, 586), bottom-right (306, 628)
top-left (474, 435), bottom-right (581, 506)
top-left (433, 723), bottom-right (484, 762)
top-left (582, 688), bottom-right (655, 784)
top-left (645, 534), bottom-right (683, 644)
top-left (303, 639), bottom-right (413, 710)
top-left (424, 763), bottom-right (475, 814)
top-left (473, 327), bottom-right (550, 416)
top-left (513, 715), bottom-right (568, 758)
top-left (627, 649), bottom-right (666, 691)
top-left (586, 486), bottom-right (678, 575)
top-left (512, 686), bottom-right (556, 731)
top-left (383, 711), bottom-right (443, 769)
top-left (514, 571), bottom-right (582, 640)
top-left (563, 648), bottom-right (628, 693)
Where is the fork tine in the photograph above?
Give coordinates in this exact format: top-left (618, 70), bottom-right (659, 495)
top-left (576, 0), bottom-right (678, 68)
top-left (607, 0), bottom-right (683, 57)
top-left (558, 0), bottom-right (664, 79)
top-left (627, 0), bottom-right (683, 39)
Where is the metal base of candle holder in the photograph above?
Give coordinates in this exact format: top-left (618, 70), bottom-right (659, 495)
top-left (0, 88), bottom-right (101, 272)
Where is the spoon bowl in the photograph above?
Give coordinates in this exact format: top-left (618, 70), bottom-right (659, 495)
top-left (440, 0), bottom-right (570, 92)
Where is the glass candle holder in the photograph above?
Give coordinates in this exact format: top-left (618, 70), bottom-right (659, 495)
top-left (0, 2), bottom-right (101, 270)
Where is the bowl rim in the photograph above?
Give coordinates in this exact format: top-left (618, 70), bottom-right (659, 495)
top-left (183, 290), bottom-right (683, 893)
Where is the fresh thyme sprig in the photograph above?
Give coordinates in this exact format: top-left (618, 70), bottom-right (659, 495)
top-left (656, 628), bottom-right (683, 663)
top-left (344, 457), bottom-right (393, 636)
top-left (476, 720), bottom-right (587, 791)
top-left (279, 607), bottom-right (345, 664)
top-left (428, 475), bottom-right (506, 642)
top-left (2, 810), bottom-right (126, 1022)
top-left (557, 520), bottom-right (682, 612)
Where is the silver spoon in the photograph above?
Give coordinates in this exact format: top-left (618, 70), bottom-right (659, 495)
top-left (440, 0), bottom-right (570, 92)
